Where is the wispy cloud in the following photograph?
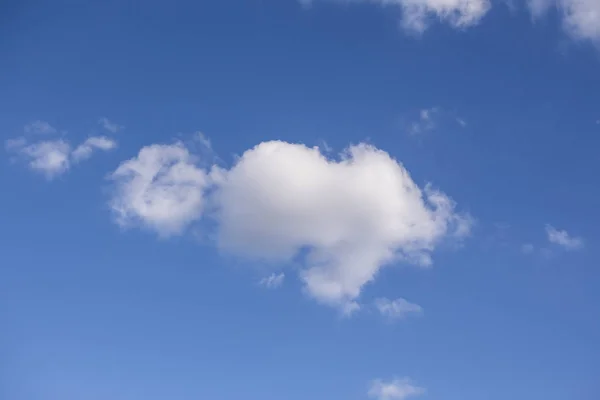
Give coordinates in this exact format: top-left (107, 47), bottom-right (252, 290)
top-left (24, 120), bottom-right (57, 135)
top-left (374, 297), bottom-right (423, 320)
top-left (521, 243), bottom-right (534, 254)
top-left (407, 107), bottom-right (466, 135)
top-left (5, 120), bottom-right (118, 179)
top-left (15, 140), bottom-right (71, 179)
top-left (545, 224), bottom-right (584, 250)
top-left (408, 107), bottom-right (438, 135)
top-left (368, 378), bottom-right (425, 400)
top-left (306, 0), bottom-right (490, 34)
top-left (259, 272), bottom-right (285, 289)
top-left (98, 117), bottom-right (123, 133)
top-left (72, 136), bottom-right (117, 163)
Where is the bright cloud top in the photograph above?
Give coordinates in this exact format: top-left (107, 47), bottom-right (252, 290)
top-left (110, 140), bottom-right (472, 312)
top-left (545, 224), bottom-right (584, 250)
top-left (5, 121), bottom-right (118, 179)
top-left (368, 377), bottom-right (425, 400)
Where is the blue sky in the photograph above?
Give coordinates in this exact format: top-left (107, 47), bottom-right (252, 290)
top-left (1, 1), bottom-right (600, 399)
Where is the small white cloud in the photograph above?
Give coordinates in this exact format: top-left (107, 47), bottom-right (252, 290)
top-left (72, 136), bottom-right (117, 162)
top-left (545, 224), bottom-right (584, 250)
top-left (456, 117), bottom-right (467, 127)
top-left (374, 297), bottom-right (423, 320)
top-left (12, 139), bottom-right (72, 179)
top-left (521, 243), bottom-right (534, 254)
top-left (98, 117), bottom-right (123, 133)
top-left (109, 143), bottom-right (208, 237)
top-left (368, 378), bottom-right (425, 400)
top-left (24, 120), bottom-right (57, 135)
top-left (259, 272), bottom-right (285, 289)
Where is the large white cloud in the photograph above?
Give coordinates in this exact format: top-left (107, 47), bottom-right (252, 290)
top-left (209, 141), bottom-right (472, 312)
top-left (109, 143), bottom-right (208, 236)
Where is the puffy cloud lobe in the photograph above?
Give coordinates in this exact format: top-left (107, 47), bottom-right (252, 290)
top-left (393, 0), bottom-right (491, 33)
top-left (18, 140), bottom-right (71, 179)
top-left (375, 297), bottom-right (423, 320)
top-left (368, 378), bottom-right (425, 400)
top-left (109, 143), bottom-right (208, 236)
top-left (72, 136), bottom-right (117, 162)
top-left (211, 141), bottom-right (472, 311)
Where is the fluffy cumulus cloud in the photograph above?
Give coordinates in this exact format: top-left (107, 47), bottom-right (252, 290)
top-left (375, 297), bottom-right (423, 320)
top-left (109, 140), bottom-right (472, 312)
top-left (109, 143), bottom-right (208, 236)
top-left (545, 224), bottom-right (584, 250)
top-left (212, 141), bottom-right (471, 312)
top-left (368, 377), bottom-right (425, 400)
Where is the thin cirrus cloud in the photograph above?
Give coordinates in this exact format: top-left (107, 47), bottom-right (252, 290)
top-left (5, 120), bottom-right (118, 179)
top-left (374, 297), bottom-right (423, 320)
top-left (407, 107), bottom-right (466, 135)
top-left (109, 139), bottom-right (473, 313)
top-left (259, 272), bottom-right (285, 289)
top-left (98, 117), bottom-right (123, 134)
top-left (545, 224), bottom-right (584, 250)
top-left (368, 377), bottom-right (425, 400)
top-left (304, 0), bottom-right (600, 44)
top-left (72, 136), bottom-right (118, 163)
top-left (23, 120), bottom-right (58, 135)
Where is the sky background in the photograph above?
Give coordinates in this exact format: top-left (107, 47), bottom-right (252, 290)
top-left (1, 1), bottom-right (600, 400)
